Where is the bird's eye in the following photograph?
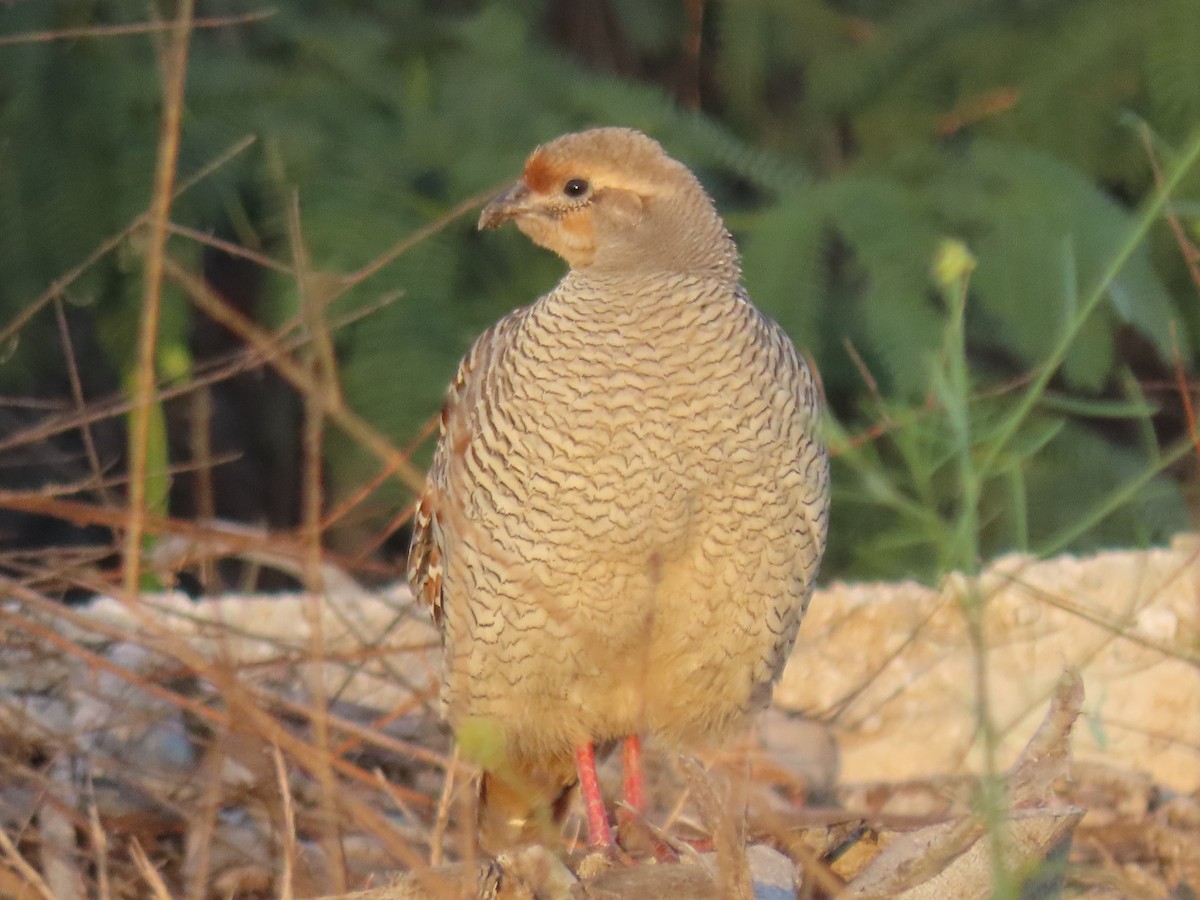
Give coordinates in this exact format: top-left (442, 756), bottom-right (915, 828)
top-left (563, 178), bottom-right (590, 198)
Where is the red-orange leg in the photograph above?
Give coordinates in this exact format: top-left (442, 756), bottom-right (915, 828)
top-left (622, 734), bottom-right (645, 813)
top-left (574, 743), bottom-right (613, 848)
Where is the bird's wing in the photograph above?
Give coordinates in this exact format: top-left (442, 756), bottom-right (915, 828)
top-left (407, 485), bottom-right (444, 626)
top-left (406, 308), bottom-right (529, 628)
top-left (407, 352), bottom-right (472, 628)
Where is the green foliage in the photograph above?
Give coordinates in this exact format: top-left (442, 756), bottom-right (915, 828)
top-left (826, 212), bottom-right (1195, 581)
top-left (0, 0), bottom-right (1196, 582)
top-left (743, 140), bottom-right (1183, 399)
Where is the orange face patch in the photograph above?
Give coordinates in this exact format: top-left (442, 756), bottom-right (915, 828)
top-left (559, 209), bottom-right (596, 267)
top-left (523, 148), bottom-right (571, 195)
top-left (559, 207), bottom-right (594, 242)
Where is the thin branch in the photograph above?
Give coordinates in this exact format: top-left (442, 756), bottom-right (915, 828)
top-left (978, 127), bottom-right (1200, 476)
top-left (128, 840), bottom-right (173, 900)
top-left (1140, 125), bottom-right (1200, 292)
top-left (163, 256), bottom-right (428, 492)
top-left (167, 221), bottom-right (294, 275)
top-left (429, 745), bottom-right (461, 867)
top-left (0, 9), bottom-right (273, 46)
top-left (52, 298), bottom-right (111, 502)
top-left (0, 286), bottom-right (393, 460)
top-left (123, 0), bottom-right (195, 596)
top-left (1171, 325), bottom-right (1199, 462)
top-left (0, 827), bottom-right (56, 900)
top-left (290, 189), bottom-right (349, 894)
top-left (0, 135), bottom-right (256, 352)
top-left (338, 184), bottom-right (504, 292)
top-left (274, 744), bottom-right (298, 900)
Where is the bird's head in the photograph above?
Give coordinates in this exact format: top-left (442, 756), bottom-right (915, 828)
top-left (479, 127), bottom-right (738, 278)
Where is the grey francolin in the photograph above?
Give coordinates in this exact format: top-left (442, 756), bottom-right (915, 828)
top-left (408, 127), bottom-right (829, 851)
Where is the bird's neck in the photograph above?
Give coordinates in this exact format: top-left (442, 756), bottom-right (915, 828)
top-left (547, 266), bottom-right (744, 333)
top-left (566, 233), bottom-right (741, 298)
top-left (583, 209), bottom-right (742, 284)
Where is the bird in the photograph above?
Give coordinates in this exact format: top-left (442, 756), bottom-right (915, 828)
top-left (407, 127), bottom-right (829, 852)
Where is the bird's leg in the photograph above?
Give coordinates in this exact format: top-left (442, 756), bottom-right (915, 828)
top-left (574, 743), bottom-right (613, 848)
top-left (621, 734), bottom-right (645, 813)
top-left (615, 734), bottom-right (678, 862)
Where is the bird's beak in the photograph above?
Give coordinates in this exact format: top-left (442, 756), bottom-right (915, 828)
top-left (478, 182), bottom-right (533, 231)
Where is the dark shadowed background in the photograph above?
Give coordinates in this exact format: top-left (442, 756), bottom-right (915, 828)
top-left (1, 0), bottom-right (1197, 593)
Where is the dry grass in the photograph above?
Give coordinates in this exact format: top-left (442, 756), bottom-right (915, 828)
top-left (2, 569), bottom-right (1196, 896)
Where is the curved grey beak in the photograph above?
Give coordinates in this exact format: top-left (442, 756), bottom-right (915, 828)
top-left (478, 182), bottom-right (533, 231)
